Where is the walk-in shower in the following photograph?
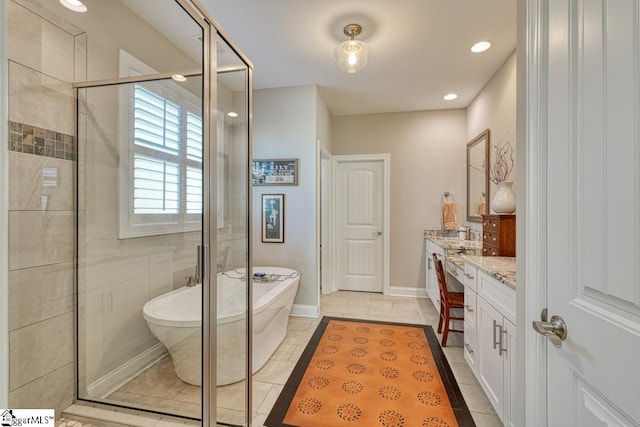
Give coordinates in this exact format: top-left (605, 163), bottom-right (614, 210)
top-left (78, 69), bottom-right (250, 425)
top-left (4, 0), bottom-right (255, 423)
top-left (74, 5), bottom-right (252, 425)
top-left (4, 0), bottom-right (252, 425)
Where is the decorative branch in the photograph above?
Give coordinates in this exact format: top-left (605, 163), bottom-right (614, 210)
top-left (488, 138), bottom-right (514, 184)
top-left (469, 135), bottom-right (515, 184)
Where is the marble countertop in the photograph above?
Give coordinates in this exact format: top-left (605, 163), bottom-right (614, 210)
top-left (425, 229), bottom-right (516, 289)
top-left (461, 255), bottom-right (517, 289)
top-left (424, 229), bottom-right (482, 251)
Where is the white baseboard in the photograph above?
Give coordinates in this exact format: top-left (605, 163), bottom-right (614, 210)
top-left (387, 286), bottom-right (428, 298)
top-left (291, 303), bottom-right (320, 318)
top-left (87, 343), bottom-right (167, 399)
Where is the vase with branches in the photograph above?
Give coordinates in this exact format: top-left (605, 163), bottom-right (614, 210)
top-left (487, 137), bottom-right (516, 213)
top-left (487, 138), bottom-right (514, 185)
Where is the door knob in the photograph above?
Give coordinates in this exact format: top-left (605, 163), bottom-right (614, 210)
top-left (372, 231), bottom-right (382, 236)
top-left (532, 312), bottom-right (567, 348)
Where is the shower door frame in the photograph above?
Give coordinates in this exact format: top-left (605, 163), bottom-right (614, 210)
top-left (194, 3), bottom-right (255, 423)
top-left (72, 0), bottom-right (254, 424)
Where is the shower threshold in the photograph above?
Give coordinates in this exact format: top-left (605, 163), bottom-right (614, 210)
top-left (61, 402), bottom-right (199, 427)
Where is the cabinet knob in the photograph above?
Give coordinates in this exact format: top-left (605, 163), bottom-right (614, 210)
top-left (492, 237), bottom-right (497, 242)
top-left (464, 343), bottom-right (474, 354)
top-left (464, 304), bottom-right (474, 313)
top-left (492, 223), bottom-right (497, 227)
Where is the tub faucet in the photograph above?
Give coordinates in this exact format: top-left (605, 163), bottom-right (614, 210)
top-left (217, 246), bottom-right (232, 272)
top-left (186, 266), bottom-right (199, 287)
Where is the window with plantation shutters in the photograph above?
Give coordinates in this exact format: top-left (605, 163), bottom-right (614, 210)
top-left (125, 82), bottom-right (203, 235)
top-left (117, 50), bottom-right (204, 238)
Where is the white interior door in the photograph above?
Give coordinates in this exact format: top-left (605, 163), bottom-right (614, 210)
top-left (335, 157), bottom-right (385, 292)
top-left (534, 1), bottom-right (640, 425)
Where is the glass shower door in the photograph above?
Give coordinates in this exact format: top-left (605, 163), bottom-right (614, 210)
top-left (73, 1), bottom-right (253, 425)
top-left (214, 37), bottom-right (251, 426)
top-left (77, 74), bottom-right (206, 418)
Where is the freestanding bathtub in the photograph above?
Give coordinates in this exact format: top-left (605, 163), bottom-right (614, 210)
top-left (143, 266), bottom-right (300, 386)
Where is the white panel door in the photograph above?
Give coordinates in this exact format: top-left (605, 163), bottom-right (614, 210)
top-left (538, 0), bottom-right (640, 424)
top-left (336, 159), bottom-right (384, 292)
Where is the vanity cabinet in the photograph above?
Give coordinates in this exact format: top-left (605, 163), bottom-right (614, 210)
top-left (463, 263), bottom-right (478, 374)
top-left (482, 214), bottom-right (516, 256)
top-left (477, 297), bottom-right (516, 425)
top-left (464, 264), bottom-right (516, 426)
top-left (425, 240), bottom-right (445, 311)
top-left (463, 283), bottom-right (478, 373)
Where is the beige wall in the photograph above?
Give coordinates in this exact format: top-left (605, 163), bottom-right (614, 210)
top-left (467, 50), bottom-right (517, 213)
top-left (253, 85), bottom-right (325, 309)
top-left (332, 110), bottom-right (467, 289)
top-left (327, 51), bottom-right (517, 291)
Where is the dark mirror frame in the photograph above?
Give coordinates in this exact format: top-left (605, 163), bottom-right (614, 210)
top-left (466, 129), bottom-right (491, 223)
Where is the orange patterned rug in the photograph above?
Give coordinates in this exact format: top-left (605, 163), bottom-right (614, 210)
top-left (265, 317), bottom-right (474, 427)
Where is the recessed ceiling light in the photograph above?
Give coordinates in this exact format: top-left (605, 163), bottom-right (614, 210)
top-left (471, 41), bottom-right (491, 53)
top-left (59, 0), bottom-right (87, 13)
top-left (227, 112), bottom-right (238, 118)
top-left (443, 93), bottom-right (458, 101)
top-left (171, 74), bottom-right (187, 82)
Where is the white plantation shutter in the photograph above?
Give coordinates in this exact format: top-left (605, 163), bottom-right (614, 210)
top-left (186, 167), bottom-right (203, 214)
top-left (121, 82), bottom-right (203, 236)
top-left (117, 50), bottom-right (204, 238)
top-left (133, 154), bottom-right (180, 214)
top-left (186, 112), bottom-right (203, 161)
top-left (185, 112), bottom-right (203, 215)
top-left (133, 85), bottom-right (182, 215)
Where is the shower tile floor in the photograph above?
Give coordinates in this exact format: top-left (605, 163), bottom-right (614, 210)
top-left (107, 291), bottom-right (503, 427)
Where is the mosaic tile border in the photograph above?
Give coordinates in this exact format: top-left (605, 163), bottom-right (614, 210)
top-left (9, 120), bottom-right (76, 161)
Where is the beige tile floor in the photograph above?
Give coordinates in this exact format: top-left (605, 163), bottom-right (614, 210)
top-left (105, 291), bottom-right (503, 427)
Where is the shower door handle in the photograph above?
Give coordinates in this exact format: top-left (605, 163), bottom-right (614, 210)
top-left (196, 245), bottom-right (208, 285)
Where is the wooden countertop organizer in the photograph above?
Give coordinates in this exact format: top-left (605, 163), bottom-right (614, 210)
top-left (482, 214), bottom-right (515, 256)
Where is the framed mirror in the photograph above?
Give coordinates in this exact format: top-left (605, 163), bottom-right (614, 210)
top-left (466, 129), bottom-right (490, 222)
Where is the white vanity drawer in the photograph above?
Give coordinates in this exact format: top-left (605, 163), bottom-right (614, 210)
top-left (463, 285), bottom-right (477, 328)
top-left (477, 270), bottom-right (516, 324)
top-left (446, 261), bottom-right (464, 285)
top-left (464, 262), bottom-right (478, 292)
top-left (463, 321), bottom-right (477, 374)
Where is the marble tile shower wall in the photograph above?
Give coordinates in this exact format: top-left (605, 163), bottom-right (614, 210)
top-left (6, 0), bottom-right (86, 414)
top-left (9, 121), bottom-right (76, 161)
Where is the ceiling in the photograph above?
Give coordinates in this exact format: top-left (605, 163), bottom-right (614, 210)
top-left (201, 0), bottom-right (517, 116)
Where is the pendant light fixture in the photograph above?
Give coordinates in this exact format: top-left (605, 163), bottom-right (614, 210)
top-left (335, 23), bottom-right (371, 73)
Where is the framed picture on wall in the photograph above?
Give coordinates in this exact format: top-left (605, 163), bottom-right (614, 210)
top-left (252, 158), bottom-right (298, 185)
top-left (262, 194), bottom-right (284, 243)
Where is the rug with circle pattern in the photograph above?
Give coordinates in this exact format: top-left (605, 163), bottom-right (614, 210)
top-left (265, 317), bottom-right (475, 426)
